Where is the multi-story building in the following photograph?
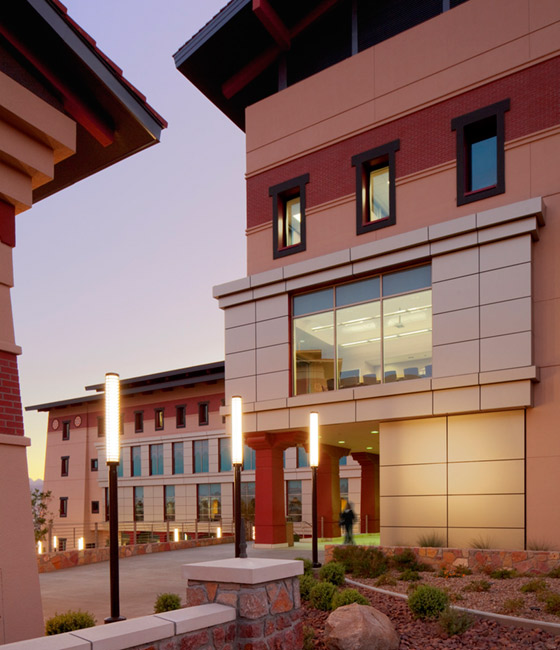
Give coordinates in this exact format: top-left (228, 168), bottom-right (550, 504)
top-left (175, 0), bottom-right (560, 549)
top-left (30, 361), bottom-right (362, 547)
top-left (0, 0), bottom-right (165, 642)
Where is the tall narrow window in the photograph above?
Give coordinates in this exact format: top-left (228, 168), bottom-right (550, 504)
top-left (197, 484), bottom-right (221, 521)
top-left (297, 447), bottom-right (309, 468)
top-left (61, 456), bottom-right (69, 477)
top-left (134, 411), bottom-right (144, 433)
top-left (176, 405), bottom-right (186, 428)
top-left (97, 416), bottom-right (105, 438)
top-left (451, 99), bottom-right (509, 205)
top-left (270, 174), bottom-right (309, 259)
top-left (91, 501), bottom-right (100, 515)
top-left (59, 497), bottom-right (68, 518)
top-left (131, 446), bottom-right (142, 477)
top-left (219, 438), bottom-right (232, 472)
top-left (352, 140), bottom-right (399, 234)
top-left (243, 444), bottom-right (256, 471)
top-left (286, 481), bottom-right (302, 522)
top-left (150, 444), bottom-right (164, 475)
top-left (164, 485), bottom-right (175, 521)
top-left (134, 487), bottom-right (144, 522)
top-left (90, 458), bottom-right (98, 472)
top-left (198, 402), bottom-right (209, 426)
top-left (154, 408), bottom-right (164, 431)
top-left (173, 442), bottom-right (184, 475)
top-left (340, 477), bottom-right (349, 512)
top-left (62, 421), bottom-right (70, 441)
top-left (241, 482), bottom-right (256, 520)
top-left (193, 440), bottom-right (209, 473)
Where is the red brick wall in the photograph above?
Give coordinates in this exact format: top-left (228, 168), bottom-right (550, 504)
top-left (0, 350), bottom-right (24, 436)
top-left (247, 55), bottom-right (560, 229)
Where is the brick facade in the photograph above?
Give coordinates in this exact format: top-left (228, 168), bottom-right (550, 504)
top-left (0, 350), bottom-right (24, 436)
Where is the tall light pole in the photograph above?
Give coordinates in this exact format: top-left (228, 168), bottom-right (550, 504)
top-left (231, 396), bottom-right (245, 558)
top-left (104, 373), bottom-right (125, 623)
top-left (310, 411), bottom-right (321, 568)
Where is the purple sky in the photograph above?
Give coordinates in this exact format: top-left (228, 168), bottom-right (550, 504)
top-left (14, 0), bottom-right (246, 479)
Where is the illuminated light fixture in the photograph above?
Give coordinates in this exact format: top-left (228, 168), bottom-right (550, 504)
top-left (309, 412), bottom-right (321, 568)
top-left (384, 308), bottom-right (407, 316)
top-left (340, 339), bottom-right (369, 348)
top-left (105, 373), bottom-right (120, 463)
top-left (366, 446), bottom-right (373, 450)
top-left (53, 535), bottom-right (57, 551)
top-left (174, 528), bottom-right (179, 542)
top-left (252, 526), bottom-right (256, 540)
top-left (371, 430), bottom-right (379, 434)
top-left (37, 541), bottom-right (43, 554)
top-left (398, 328), bottom-right (430, 337)
top-left (340, 316), bottom-right (374, 326)
top-left (231, 396), bottom-right (243, 465)
top-left (217, 527), bottom-right (222, 539)
top-left (309, 412), bottom-right (319, 468)
top-left (338, 440), bottom-right (345, 444)
top-left (311, 324), bottom-right (334, 331)
top-left (78, 537), bottom-right (84, 551)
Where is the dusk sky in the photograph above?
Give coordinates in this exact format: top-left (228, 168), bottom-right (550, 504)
top-left (15, 0), bottom-right (246, 479)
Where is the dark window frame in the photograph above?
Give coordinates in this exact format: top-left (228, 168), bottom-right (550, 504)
top-left (270, 174), bottom-right (310, 259)
top-left (352, 139), bottom-right (399, 234)
top-left (176, 404), bottom-right (186, 428)
top-left (134, 486), bottom-right (144, 522)
top-left (134, 410), bottom-right (144, 433)
top-left (451, 99), bottom-right (510, 206)
top-left (164, 485), bottom-right (175, 522)
top-left (193, 439), bottom-right (209, 473)
top-left (154, 407), bottom-right (164, 431)
top-left (90, 458), bottom-right (98, 472)
top-left (91, 500), bottom-right (100, 515)
top-left (59, 496), bottom-right (68, 518)
top-left (149, 443), bottom-right (164, 476)
top-left (62, 420), bottom-right (70, 441)
top-left (61, 456), bottom-right (69, 477)
top-left (131, 445), bottom-right (142, 477)
top-left (198, 401), bottom-right (209, 426)
top-left (97, 416), bottom-right (105, 438)
top-left (172, 441), bottom-right (184, 475)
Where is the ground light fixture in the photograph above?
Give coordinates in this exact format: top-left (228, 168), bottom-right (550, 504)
top-left (309, 411), bottom-right (321, 568)
top-left (105, 372), bottom-right (125, 624)
top-left (231, 396), bottom-right (246, 558)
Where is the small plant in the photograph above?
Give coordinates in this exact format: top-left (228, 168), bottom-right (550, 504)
top-left (303, 625), bottom-right (315, 650)
top-left (542, 592), bottom-right (560, 616)
top-left (548, 567), bottom-right (560, 579)
top-left (399, 569), bottom-right (421, 582)
top-left (319, 561), bottom-right (346, 586)
top-left (154, 592), bottom-right (181, 613)
top-left (520, 578), bottom-right (548, 593)
top-left (45, 610), bottom-right (96, 635)
top-left (439, 565), bottom-right (472, 578)
top-left (332, 588), bottom-right (369, 609)
top-left (332, 545), bottom-right (387, 578)
top-left (438, 607), bottom-right (474, 636)
top-left (449, 592), bottom-right (465, 602)
top-left (299, 573), bottom-right (318, 601)
top-left (463, 579), bottom-right (492, 593)
top-left (490, 568), bottom-right (517, 580)
top-left (293, 533), bottom-right (301, 542)
top-left (527, 539), bottom-right (553, 551)
top-left (392, 549), bottom-right (420, 570)
top-left (295, 557), bottom-right (314, 575)
top-left (309, 581), bottom-right (337, 611)
top-left (376, 574), bottom-right (397, 587)
top-left (469, 535), bottom-right (494, 550)
top-left (408, 585), bottom-right (449, 620)
top-left (417, 532), bottom-right (446, 548)
top-left (502, 597), bottom-right (524, 614)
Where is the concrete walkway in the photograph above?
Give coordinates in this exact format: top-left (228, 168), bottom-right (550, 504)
top-left (39, 542), bottom-right (323, 624)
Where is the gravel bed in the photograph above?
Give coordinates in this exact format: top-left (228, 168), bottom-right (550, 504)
top-left (301, 571), bottom-right (560, 649)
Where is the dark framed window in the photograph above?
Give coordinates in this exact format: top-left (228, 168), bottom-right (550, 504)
top-left (131, 446), bottom-right (142, 477)
top-left (150, 444), bottom-right (164, 476)
top-left (339, 455), bottom-right (347, 466)
top-left (241, 482), bottom-right (256, 521)
top-left (352, 140), bottom-right (399, 234)
top-left (134, 487), bottom-right (144, 522)
top-left (62, 420), bottom-right (70, 441)
top-left (243, 444), bottom-right (256, 471)
top-left (219, 438), bottom-right (232, 472)
top-left (270, 174), bottom-right (309, 259)
top-left (61, 456), bottom-right (69, 477)
top-left (91, 500), bottom-right (100, 515)
top-left (154, 408), bottom-right (164, 431)
top-left (117, 451), bottom-right (123, 478)
top-left (297, 447), bottom-right (309, 468)
top-left (451, 99), bottom-right (510, 205)
top-left (59, 497), bottom-right (68, 518)
top-left (220, 398), bottom-right (226, 424)
top-left (340, 477), bottom-right (349, 511)
top-left (104, 488), bottom-right (109, 521)
top-left (97, 416), bottom-right (105, 438)
top-left (58, 538), bottom-right (67, 551)
top-left (90, 458), bottom-right (98, 472)
top-left (164, 485), bottom-right (175, 521)
top-left (173, 442), bottom-right (184, 475)
top-left (197, 484), bottom-right (221, 521)
top-left (198, 402), bottom-right (209, 426)
top-left (134, 411), bottom-right (144, 433)
top-left (176, 405), bottom-right (186, 428)
top-left (193, 440), bottom-right (209, 473)
top-left (286, 480), bottom-right (302, 522)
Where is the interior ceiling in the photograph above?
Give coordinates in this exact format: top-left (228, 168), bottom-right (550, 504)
top-left (278, 420), bottom-right (380, 455)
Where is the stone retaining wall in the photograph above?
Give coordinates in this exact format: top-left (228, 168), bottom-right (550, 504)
top-left (325, 545), bottom-right (560, 575)
top-left (37, 536), bottom-right (233, 573)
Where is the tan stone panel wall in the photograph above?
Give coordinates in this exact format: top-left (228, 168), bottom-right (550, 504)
top-left (447, 527), bottom-right (525, 550)
top-left (381, 463), bottom-right (446, 496)
top-left (433, 386), bottom-right (480, 415)
top-left (380, 417), bottom-right (447, 465)
top-left (448, 494), bottom-right (524, 528)
top-left (380, 496), bottom-right (447, 527)
top-left (381, 527), bottom-right (447, 547)
top-left (448, 460), bottom-right (524, 495)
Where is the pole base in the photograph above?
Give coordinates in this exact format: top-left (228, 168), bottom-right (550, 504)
top-left (312, 562), bottom-right (322, 568)
top-left (104, 615), bottom-right (126, 624)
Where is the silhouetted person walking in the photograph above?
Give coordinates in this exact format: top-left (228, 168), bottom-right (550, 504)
top-left (340, 502), bottom-right (355, 544)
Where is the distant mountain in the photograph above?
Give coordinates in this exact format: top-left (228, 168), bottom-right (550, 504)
top-left (29, 478), bottom-right (44, 492)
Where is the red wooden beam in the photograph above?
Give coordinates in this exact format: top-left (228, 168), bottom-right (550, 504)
top-left (252, 0), bottom-right (290, 50)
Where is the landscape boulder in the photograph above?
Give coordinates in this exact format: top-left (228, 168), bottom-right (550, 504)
top-left (325, 603), bottom-right (399, 650)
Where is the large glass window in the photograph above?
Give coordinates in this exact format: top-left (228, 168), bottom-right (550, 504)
top-left (297, 447), bottom-right (309, 468)
top-left (150, 444), bottom-right (164, 476)
top-left (131, 446), bottom-right (141, 477)
top-left (173, 442), bottom-right (184, 475)
top-left (286, 480), bottom-right (302, 522)
top-left (293, 265), bottom-right (432, 394)
top-left (194, 440), bottom-right (209, 473)
top-left (198, 484), bottom-right (221, 521)
top-left (243, 444), bottom-right (256, 471)
top-left (340, 478), bottom-right (349, 512)
top-left (220, 438), bottom-right (232, 472)
top-left (134, 487), bottom-right (144, 522)
top-left (241, 482), bottom-right (255, 520)
top-left (164, 485), bottom-right (175, 521)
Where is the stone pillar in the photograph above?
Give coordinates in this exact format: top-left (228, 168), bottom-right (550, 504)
top-left (317, 444), bottom-right (350, 539)
top-left (246, 431), bottom-right (306, 547)
top-left (352, 452), bottom-right (380, 533)
top-left (184, 557), bottom-right (304, 650)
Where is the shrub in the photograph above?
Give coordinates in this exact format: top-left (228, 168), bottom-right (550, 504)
top-left (332, 545), bottom-right (387, 578)
top-left (527, 539), bottom-right (553, 551)
top-left (490, 568), bottom-right (517, 580)
top-left (309, 581), bottom-right (337, 611)
top-left (463, 579), bottom-right (492, 593)
top-left (299, 573), bottom-right (318, 602)
top-left (293, 533), bottom-right (301, 542)
top-left (392, 549), bottom-right (419, 570)
top-left (520, 578), bottom-right (548, 593)
top-left (303, 625), bottom-right (315, 650)
top-left (319, 561), bottom-right (346, 586)
top-left (417, 532), bottom-right (446, 548)
top-left (45, 610), bottom-right (96, 635)
top-left (154, 592), bottom-right (181, 613)
top-left (438, 607), bottom-right (474, 636)
top-left (408, 585), bottom-right (449, 620)
top-left (399, 569), bottom-right (421, 582)
top-left (332, 588), bottom-right (369, 609)
top-left (542, 592), bottom-right (560, 616)
top-left (502, 597), bottom-right (524, 614)
top-left (469, 536), bottom-right (494, 550)
top-left (439, 565), bottom-right (472, 578)
top-left (376, 574), bottom-right (397, 587)
top-left (295, 557), bottom-right (314, 575)
top-left (548, 567), bottom-right (560, 579)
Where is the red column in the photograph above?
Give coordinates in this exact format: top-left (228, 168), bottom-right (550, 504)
top-left (246, 431), bottom-right (306, 546)
top-left (352, 452), bottom-right (380, 533)
top-left (317, 444), bottom-right (349, 539)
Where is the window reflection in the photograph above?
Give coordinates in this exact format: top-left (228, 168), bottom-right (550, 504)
top-left (369, 165), bottom-right (389, 221)
top-left (336, 302), bottom-right (381, 386)
top-left (294, 311), bottom-right (335, 394)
